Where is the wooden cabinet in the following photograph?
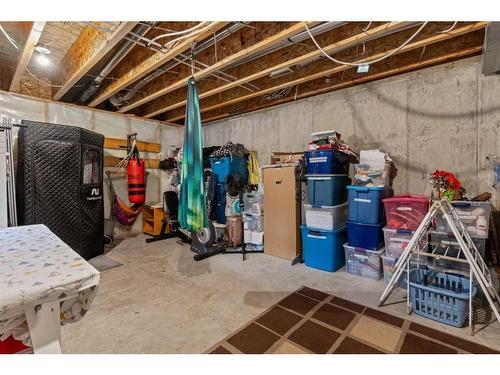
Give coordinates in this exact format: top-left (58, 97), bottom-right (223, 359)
top-left (142, 204), bottom-right (165, 236)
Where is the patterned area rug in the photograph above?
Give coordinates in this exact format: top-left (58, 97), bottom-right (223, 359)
top-left (206, 286), bottom-right (499, 354)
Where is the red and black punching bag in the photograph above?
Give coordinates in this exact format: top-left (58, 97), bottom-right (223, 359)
top-left (128, 157), bottom-right (145, 204)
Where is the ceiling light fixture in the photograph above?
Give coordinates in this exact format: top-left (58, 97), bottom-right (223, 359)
top-left (35, 44), bottom-right (51, 55)
top-left (36, 53), bottom-right (51, 67)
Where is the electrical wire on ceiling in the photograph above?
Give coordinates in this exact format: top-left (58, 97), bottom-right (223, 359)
top-left (0, 23), bottom-right (84, 88)
top-left (147, 22), bottom-right (215, 51)
top-left (304, 21), bottom-right (429, 67)
top-left (438, 21), bottom-right (458, 33)
top-left (263, 86), bottom-right (293, 101)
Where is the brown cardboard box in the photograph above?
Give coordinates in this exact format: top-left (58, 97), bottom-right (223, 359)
top-left (271, 151), bottom-right (304, 165)
top-left (263, 165), bottom-right (300, 260)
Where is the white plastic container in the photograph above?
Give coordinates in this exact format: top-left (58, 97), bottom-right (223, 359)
top-left (304, 202), bottom-right (348, 231)
top-left (382, 226), bottom-right (426, 258)
top-left (382, 253), bottom-right (426, 288)
top-left (435, 201), bottom-right (491, 238)
top-left (428, 231), bottom-right (486, 272)
top-left (344, 244), bottom-right (384, 279)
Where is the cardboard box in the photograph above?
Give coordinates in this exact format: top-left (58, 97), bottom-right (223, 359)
top-left (271, 151), bottom-right (304, 165)
top-left (263, 165), bottom-right (301, 260)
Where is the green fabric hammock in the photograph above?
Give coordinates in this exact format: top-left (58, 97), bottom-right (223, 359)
top-left (179, 77), bottom-right (208, 231)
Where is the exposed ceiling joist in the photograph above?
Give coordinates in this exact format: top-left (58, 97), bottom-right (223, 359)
top-left (8, 21), bottom-right (46, 92)
top-left (87, 22), bottom-right (230, 108)
top-left (165, 22), bottom-right (487, 123)
top-left (118, 22), bottom-right (316, 114)
top-left (203, 45), bottom-right (483, 124)
top-left (145, 21), bottom-right (413, 119)
top-left (52, 21), bottom-right (139, 100)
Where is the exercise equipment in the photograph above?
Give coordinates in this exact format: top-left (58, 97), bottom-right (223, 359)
top-left (128, 158), bottom-right (145, 204)
top-left (179, 77), bottom-right (208, 232)
top-left (145, 191), bottom-right (190, 243)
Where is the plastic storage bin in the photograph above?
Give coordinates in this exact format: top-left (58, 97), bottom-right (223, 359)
top-left (428, 231), bottom-right (486, 273)
top-left (344, 244), bottom-right (384, 279)
top-left (306, 174), bottom-right (349, 206)
top-left (209, 156), bottom-right (248, 183)
top-left (304, 203), bottom-right (347, 230)
top-left (409, 269), bottom-right (477, 327)
top-left (243, 191), bottom-right (264, 215)
top-left (383, 227), bottom-right (425, 258)
top-left (346, 221), bottom-right (384, 250)
top-left (304, 149), bottom-right (349, 174)
top-left (435, 201), bottom-right (491, 238)
top-left (382, 254), bottom-right (407, 288)
top-left (381, 254), bottom-right (426, 288)
top-left (382, 195), bottom-right (429, 230)
top-left (347, 185), bottom-right (393, 224)
top-left (300, 225), bottom-right (347, 272)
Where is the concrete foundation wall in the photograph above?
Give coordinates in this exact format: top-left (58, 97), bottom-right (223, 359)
top-left (205, 56), bottom-right (500, 206)
top-left (0, 91), bottom-right (182, 234)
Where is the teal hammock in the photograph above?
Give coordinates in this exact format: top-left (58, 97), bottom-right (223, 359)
top-left (178, 77), bottom-right (208, 232)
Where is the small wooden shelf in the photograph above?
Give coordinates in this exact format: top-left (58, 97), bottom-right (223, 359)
top-left (142, 204), bottom-right (166, 236)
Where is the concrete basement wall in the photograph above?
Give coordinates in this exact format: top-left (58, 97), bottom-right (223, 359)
top-left (205, 56), bottom-right (500, 207)
top-left (0, 91), bottom-right (183, 234)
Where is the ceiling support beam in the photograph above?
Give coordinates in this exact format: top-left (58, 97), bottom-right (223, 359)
top-left (164, 22), bottom-right (487, 123)
top-left (88, 22), bottom-right (230, 108)
top-left (118, 22), bottom-right (316, 114)
top-left (52, 21), bottom-right (139, 100)
top-left (145, 21), bottom-right (414, 118)
top-left (8, 21), bottom-right (46, 92)
top-left (203, 45), bottom-right (483, 124)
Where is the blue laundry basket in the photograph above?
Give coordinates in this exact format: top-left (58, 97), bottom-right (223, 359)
top-left (300, 225), bottom-right (347, 272)
top-left (409, 269), bottom-right (477, 327)
top-left (306, 174), bottom-right (349, 206)
top-left (347, 185), bottom-right (393, 224)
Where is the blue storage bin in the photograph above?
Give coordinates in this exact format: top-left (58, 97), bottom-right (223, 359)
top-left (347, 185), bottom-right (393, 224)
top-left (209, 156), bottom-right (248, 183)
top-left (306, 174), bottom-right (349, 206)
top-left (409, 269), bottom-right (477, 327)
top-left (300, 225), bottom-right (347, 272)
top-left (346, 221), bottom-right (384, 250)
top-left (304, 150), bottom-right (349, 174)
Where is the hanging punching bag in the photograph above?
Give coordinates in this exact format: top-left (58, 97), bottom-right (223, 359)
top-left (128, 157), bottom-right (145, 204)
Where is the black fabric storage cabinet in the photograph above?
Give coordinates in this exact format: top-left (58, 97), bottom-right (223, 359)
top-left (17, 120), bottom-right (104, 260)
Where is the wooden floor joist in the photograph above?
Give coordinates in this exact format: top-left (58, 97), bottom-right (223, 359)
top-left (8, 21), bottom-right (46, 92)
top-left (145, 21), bottom-right (413, 118)
top-left (165, 21), bottom-right (488, 123)
top-left (88, 22), bottom-right (229, 108)
top-left (52, 22), bottom-right (139, 100)
top-left (202, 45), bottom-right (483, 124)
top-left (117, 22), bottom-right (314, 114)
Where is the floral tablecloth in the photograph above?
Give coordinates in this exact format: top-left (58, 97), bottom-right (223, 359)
top-left (0, 224), bottom-right (100, 345)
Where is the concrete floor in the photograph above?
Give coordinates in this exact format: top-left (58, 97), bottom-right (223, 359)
top-left (61, 235), bottom-right (500, 353)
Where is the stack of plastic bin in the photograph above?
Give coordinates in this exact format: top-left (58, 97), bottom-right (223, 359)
top-left (430, 200), bottom-right (491, 274)
top-left (301, 149), bottom-right (349, 272)
top-left (344, 186), bottom-right (393, 279)
top-left (243, 191), bottom-right (264, 251)
top-left (380, 195), bottom-right (429, 285)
